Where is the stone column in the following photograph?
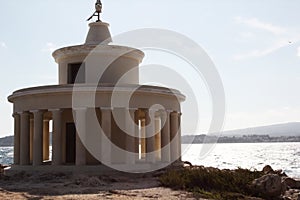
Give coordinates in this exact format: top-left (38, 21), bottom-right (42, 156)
top-left (145, 109), bottom-right (156, 163)
top-left (155, 117), bottom-right (161, 161)
top-left (170, 111), bottom-right (179, 162)
top-left (75, 108), bottom-right (87, 166)
top-left (161, 110), bottom-right (171, 163)
top-left (134, 110), bottom-right (140, 162)
top-left (20, 111), bottom-right (30, 165)
top-left (125, 109), bottom-right (136, 165)
top-left (32, 110), bottom-right (44, 166)
top-left (140, 119), bottom-right (146, 159)
top-left (30, 118), bottom-right (33, 163)
top-left (51, 109), bottom-right (62, 165)
top-left (13, 113), bottom-right (21, 165)
top-left (101, 108), bottom-right (111, 165)
top-left (43, 119), bottom-right (50, 161)
top-left (178, 112), bottom-right (182, 162)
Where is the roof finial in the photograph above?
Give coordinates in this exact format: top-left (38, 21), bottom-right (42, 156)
top-left (87, 0), bottom-right (103, 22)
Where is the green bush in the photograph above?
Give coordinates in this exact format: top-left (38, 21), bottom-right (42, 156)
top-left (160, 167), bottom-right (264, 199)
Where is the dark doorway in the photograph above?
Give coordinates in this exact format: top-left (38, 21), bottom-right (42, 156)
top-left (67, 63), bottom-right (85, 84)
top-left (66, 123), bottom-right (76, 164)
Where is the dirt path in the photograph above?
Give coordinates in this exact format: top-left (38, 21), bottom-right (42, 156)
top-left (0, 172), bottom-right (198, 200)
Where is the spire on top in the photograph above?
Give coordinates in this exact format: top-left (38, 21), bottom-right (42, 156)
top-left (87, 0), bottom-right (103, 22)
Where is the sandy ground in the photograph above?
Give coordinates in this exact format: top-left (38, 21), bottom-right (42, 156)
top-left (0, 172), bottom-right (199, 200)
top-left (0, 170), bottom-right (298, 199)
top-left (0, 188), bottom-right (196, 200)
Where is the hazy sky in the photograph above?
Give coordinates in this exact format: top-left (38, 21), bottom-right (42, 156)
top-left (1, 0), bottom-right (300, 136)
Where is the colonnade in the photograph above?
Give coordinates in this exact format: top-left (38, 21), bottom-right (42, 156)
top-left (13, 111), bottom-right (51, 166)
top-left (13, 108), bottom-right (182, 166)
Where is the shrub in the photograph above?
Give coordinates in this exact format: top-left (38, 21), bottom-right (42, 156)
top-left (160, 167), bottom-right (264, 199)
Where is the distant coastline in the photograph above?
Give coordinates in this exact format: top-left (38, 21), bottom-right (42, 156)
top-left (1, 122), bottom-right (300, 146)
top-left (182, 134), bottom-right (300, 144)
top-left (182, 122), bottom-right (300, 144)
top-left (1, 134), bottom-right (300, 147)
top-left (0, 136), bottom-right (13, 147)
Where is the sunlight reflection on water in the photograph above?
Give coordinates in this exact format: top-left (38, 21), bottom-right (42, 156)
top-left (1, 143), bottom-right (299, 178)
top-left (182, 142), bottom-right (300, 178)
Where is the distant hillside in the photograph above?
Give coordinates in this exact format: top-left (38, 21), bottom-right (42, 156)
top-left (221, 122), bottom-right (300, 137)
top-left (0, 136), bottom-right (13, 147)
top-left (0, 134), bottom-right (52, 147)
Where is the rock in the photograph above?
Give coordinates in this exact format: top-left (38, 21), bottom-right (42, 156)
top-left (281, 172), bottom-right (288, 177)
top-left (275, 169), bottom-right (283, 175)
top-left (283, 197), bottom-right (292, 200)
top-left (262, 165), bottom-right (287, 177)
top-left (284, 189), bottom-right (300, 200)
top-left (183, 161), bottom-right (193, 167)
top-left (263, 165), bottom-right (274, 174)
top-left (0, 164), bottom-right (9, 174)
top-left (296, 180), bottom-right (300, 189)
top-left (252, 174), bottom-right (286, 198)
top-left (283, 177), bottom-right (298, 189)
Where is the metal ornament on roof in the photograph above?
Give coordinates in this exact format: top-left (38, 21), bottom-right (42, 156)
top-left (87, 0), bottom-right (103, 22)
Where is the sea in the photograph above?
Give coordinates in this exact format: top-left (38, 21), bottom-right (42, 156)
top-left (182, 143), bottom-right (300, 178)
top-left (1, 143), bottom-right (299, 178)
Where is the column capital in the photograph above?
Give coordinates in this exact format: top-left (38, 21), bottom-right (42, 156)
top-left (31, 109), bottom-right (47, 113)
top-left (100, 107), bottom-right (112, 111)
top-left (73, 107), bottom-right (87, 112)
top-left (31, 110), bottom-right (46, 118)
top-left (157, 109), bottom-right (166, 114)
top-left (43, 118), bottom-right (50, 122)
top-left (144, 108), bottom-right (158, 114)
top-left (142, 108), bottom-right (149, 114)
top-left (149, 108), bottom-right (158, 112)
top-left (49, 108), bottom-right (63, 113)
top-left (156, 109), bottom-right (169, 118)
top-left (20, 111), bottom-right (30, 115)
top-left (170, 111), bottom-right (180, 116)
top-left (126, 107), bottom-right (138, 112)
top-left (12, 113), bottom-right (20, 118)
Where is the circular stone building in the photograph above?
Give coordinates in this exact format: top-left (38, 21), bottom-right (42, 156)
top-left (8, 9), bottom-right (185, 173)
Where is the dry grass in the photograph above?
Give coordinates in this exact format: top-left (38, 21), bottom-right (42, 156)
top-left (159, 167), bottom-right (264, 200)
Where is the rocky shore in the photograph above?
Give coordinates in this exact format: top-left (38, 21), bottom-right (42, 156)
top-left (251, 165), bottom-right (300, 200)
top-left (160, 163), bottom-right (300, 200)
top-left (0, 164), bottom-right (299, 200)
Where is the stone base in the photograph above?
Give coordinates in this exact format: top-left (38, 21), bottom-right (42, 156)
top-left (4, 162), bottom-right (179, 176)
